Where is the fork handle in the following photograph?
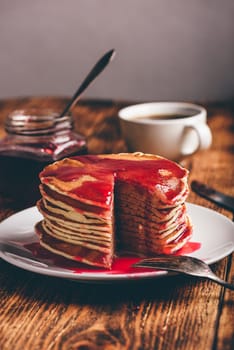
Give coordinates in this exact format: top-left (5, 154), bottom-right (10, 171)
top-left (207, 273), bottom-right (234, 290)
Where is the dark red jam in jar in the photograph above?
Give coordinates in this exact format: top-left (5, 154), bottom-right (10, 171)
top-left (0, 109), bottom-right (87, 208)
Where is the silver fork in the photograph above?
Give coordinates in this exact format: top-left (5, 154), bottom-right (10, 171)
top-left (133, 255), bottom-right (234, 290)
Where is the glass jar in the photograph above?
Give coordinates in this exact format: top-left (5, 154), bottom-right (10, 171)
top-left (0, 108), bottom-right (87, 208)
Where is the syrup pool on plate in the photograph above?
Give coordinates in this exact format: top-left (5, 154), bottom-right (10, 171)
top-left (24, 241), bottom-right (201, 275)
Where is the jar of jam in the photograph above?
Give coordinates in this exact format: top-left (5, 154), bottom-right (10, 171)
top-left (0, 108), bottom-right (87, 208)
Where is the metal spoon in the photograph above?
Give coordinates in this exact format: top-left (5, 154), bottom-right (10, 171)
top-left (58, 49), bottom-right (116, 119)
top-left (133, 255), bottom-right (234, 290)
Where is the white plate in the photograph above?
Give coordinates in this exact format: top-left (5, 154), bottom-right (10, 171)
top-left (0, 203), bottom-right (233, 282)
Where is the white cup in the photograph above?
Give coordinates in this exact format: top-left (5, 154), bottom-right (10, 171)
top-left (118, 102), bottom-right (212, 161)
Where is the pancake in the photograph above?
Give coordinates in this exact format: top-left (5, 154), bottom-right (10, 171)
top-left (35, 152), bottom-right (192, 268)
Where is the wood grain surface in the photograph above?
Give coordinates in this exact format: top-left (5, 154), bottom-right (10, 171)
top-left (0, 97), bottom-right (233, 350)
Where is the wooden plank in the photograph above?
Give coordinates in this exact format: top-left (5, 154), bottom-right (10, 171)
top-left (0, 260), bottom-right (226, 349)
top-left (0, 260), bottom-right (226, 350)
top-left (215, 255), bottom-right (234, 350)
top-left (0, 97), bottom-right (233, 350)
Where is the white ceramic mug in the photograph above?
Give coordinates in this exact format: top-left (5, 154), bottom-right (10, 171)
top-left (118, 102), bottom-right (212, 161)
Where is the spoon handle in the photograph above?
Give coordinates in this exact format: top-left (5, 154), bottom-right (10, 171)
top-left (59, 49), bottom-right (115, 119)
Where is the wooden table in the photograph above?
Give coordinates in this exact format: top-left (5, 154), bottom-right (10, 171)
top-left (0, 97), bottom-right (233, 350)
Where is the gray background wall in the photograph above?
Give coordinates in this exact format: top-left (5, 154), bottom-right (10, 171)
top-left (0, 0), bottom-right (234, 102)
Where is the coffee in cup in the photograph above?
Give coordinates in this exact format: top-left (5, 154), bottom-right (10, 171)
top-left (118, 102), bottom-right (212, 161)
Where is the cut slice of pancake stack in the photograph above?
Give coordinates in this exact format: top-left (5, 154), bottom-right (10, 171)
top-left (35, 152), bottom-right (192, 268)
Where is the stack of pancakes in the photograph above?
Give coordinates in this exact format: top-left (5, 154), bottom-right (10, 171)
top-left (35, 153), bottom-right (192, 268)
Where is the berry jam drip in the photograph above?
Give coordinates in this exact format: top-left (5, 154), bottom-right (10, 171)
top-left (24, 241), bottom-right (201, 275)
top-left (40, 155), bottom-right (188, 207)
